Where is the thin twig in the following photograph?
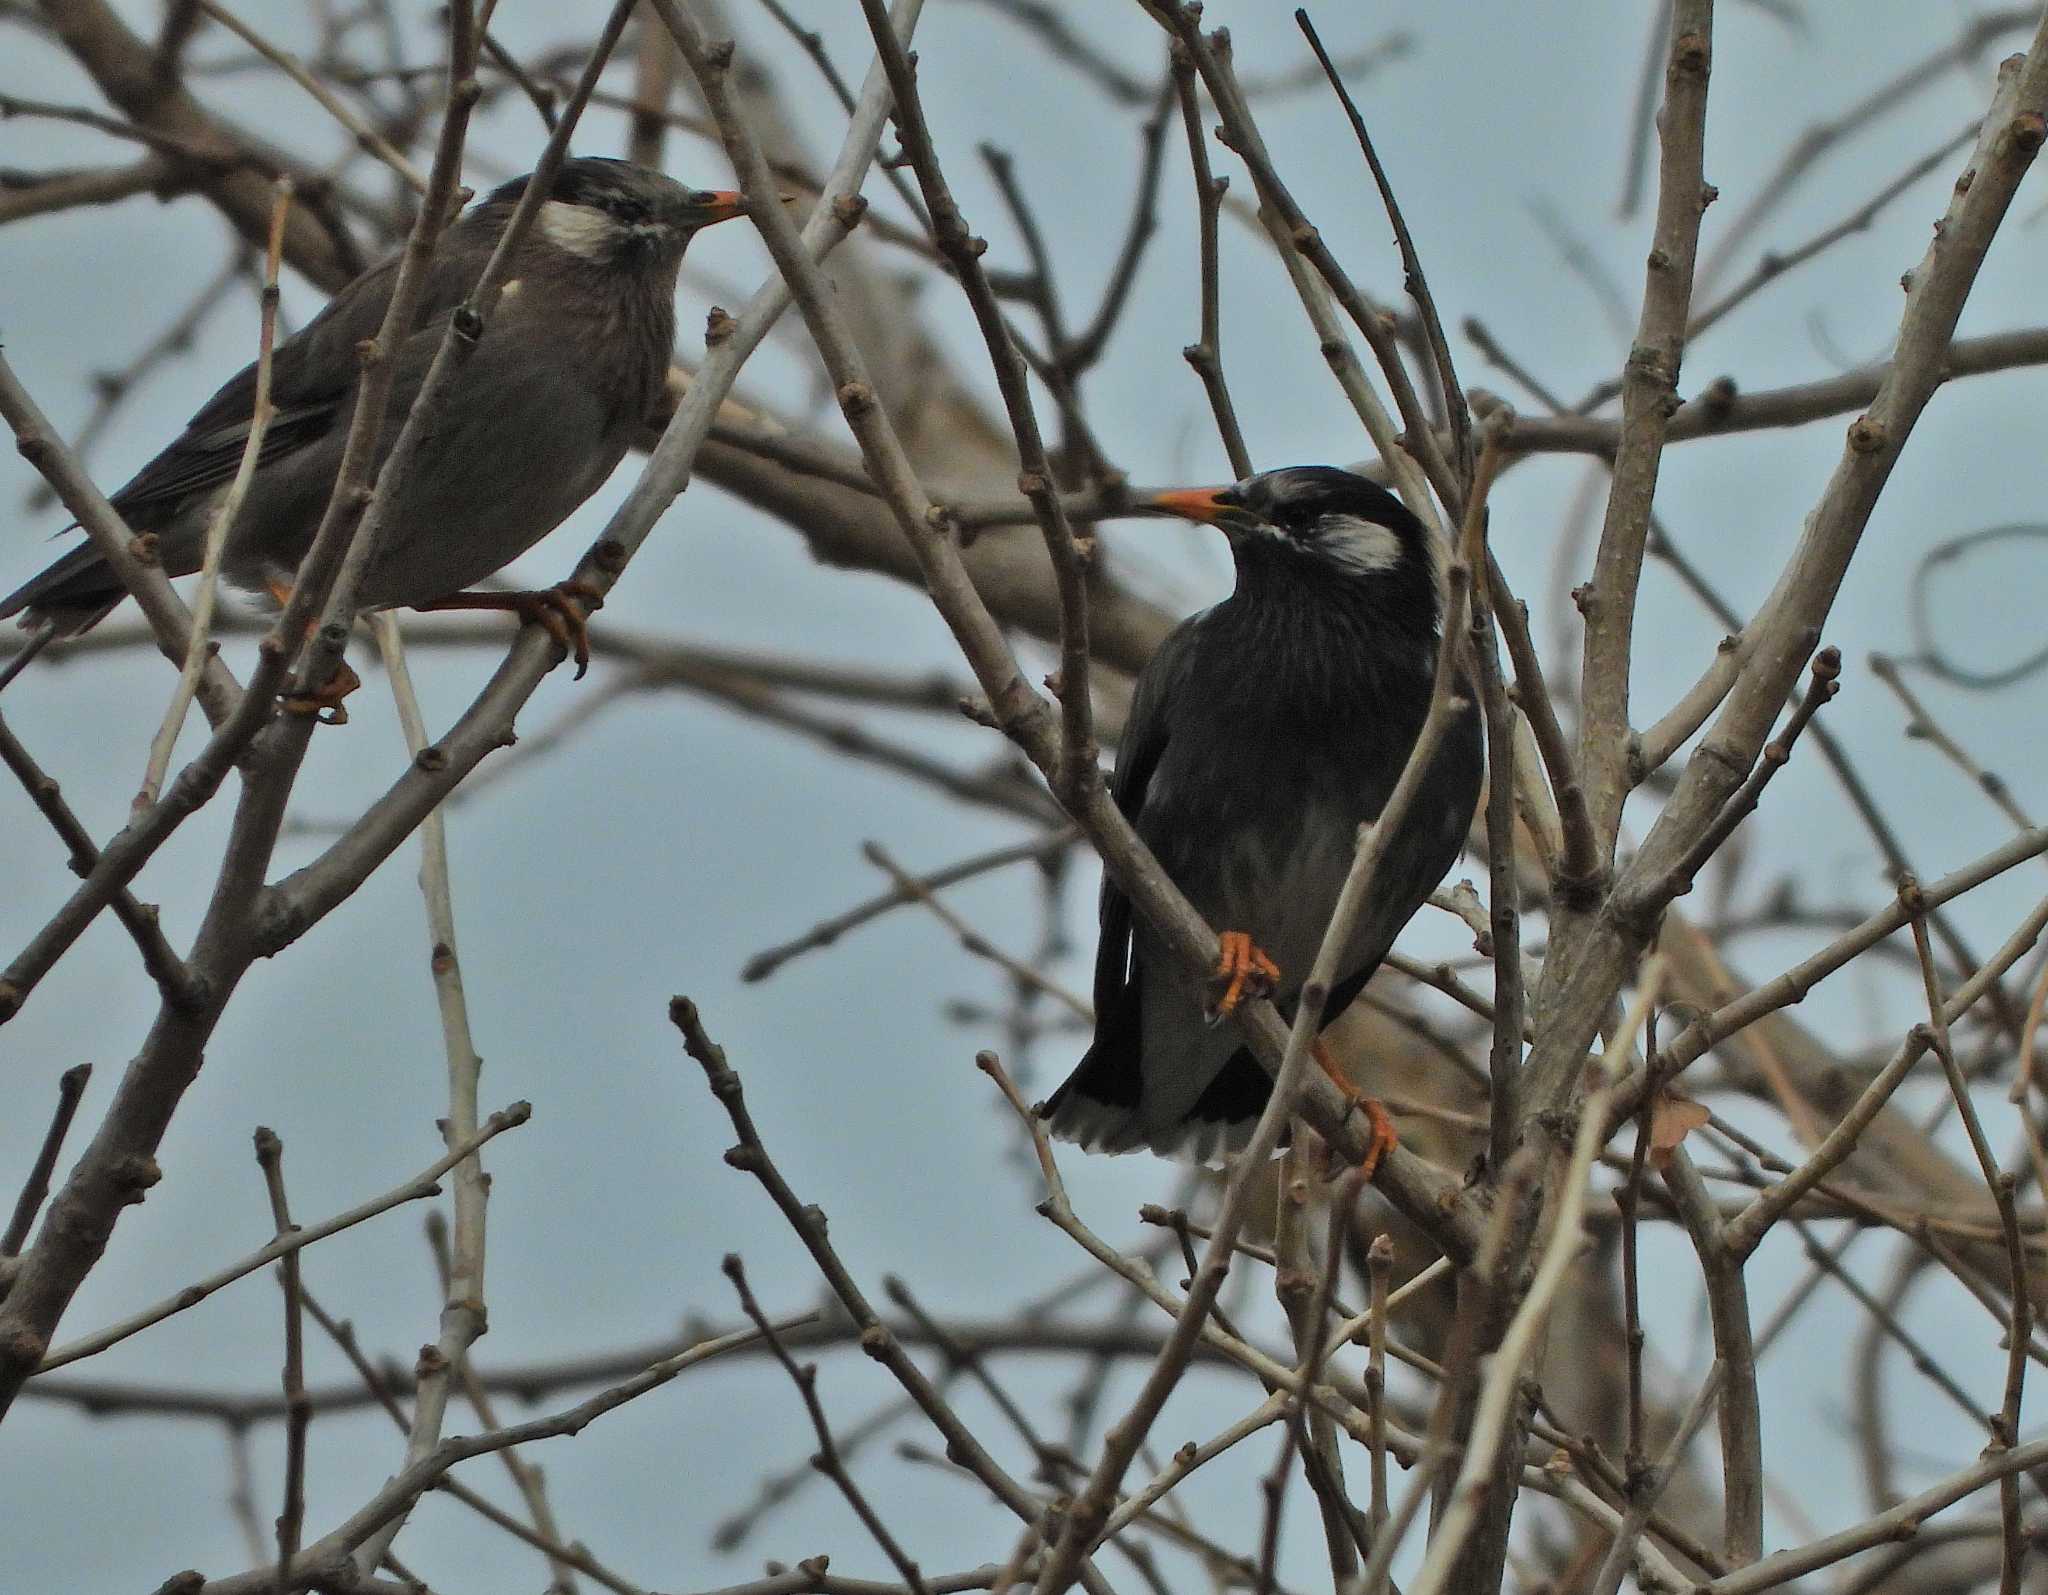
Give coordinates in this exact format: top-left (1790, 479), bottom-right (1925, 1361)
top-left (1169, 44), bottom-right (1250, 478)
top-left (194, 0), bottom-right (427, 191)
top-left (1479, 549), bottom-right (1601, 895)
top-left (744, 830), bottom-right (1077, 981)
top-left (1, 1063), bottom-right (92, 1257)
top-left (1406, 963), bottom-right (1666, 1595)
top-left (0, 710), bottom-right (198, 1011)
top-left (854, 0), bottom-right (1099, 802)
top-left (1296, 9), bottom-right (1471, 479)
top-left (1870, 652), bottom-right (2036, 834)
top-left (1700, 1435), bottom-right (2048, 1595)
top-left (1718, 886), bottom-right (2048, 1260)
top-left (1658, 645), bottom-right (1841, 896)
top-left (349, 608), bottom-right (492, 1576)
top-left (1905, 900), bottom-right (2032, 1595)
top-left (1690, 121), bottom-right (1978, 337)
top-left (2016, 956), bottom-right (2048, 1105)
top-left (253, 1129), bottom-right (311, 1595)
top-left (1661, 1144), bottom-right (1763, 1562)
top-left (864, 841), bottom-right (1091, 1020)
top-left (724, 1253), bottom-right (935, 1595)
top-left (423, 1208), bottom-right (582, 1593)
top-left (1452, 433), bottom-right (1525, 1167)
top-left (883, 1277), bottom-right (1071, 1484)
top-left (1616, 1), bottom-right (1673, 218)
top-left (669, 997), bottom-right (1113, 1594)
top-left (1588, 1360), bottom-right (1728, 1595)
top-left (1102, 1390), bottom-right (1290, 1543)
top-left (32, 1105), bottom-right (529, 1374)
top-left (139, 177), bottom-right (291, 811)
top-left (1163, 14), bottom-right (1451, 515)
top-left (223, 1422), bottom-right (267, 1566)
top-left (193, 1314), bottom-right (811, 1594)
top-left (1269, 1157), bottom-right (1364, 1584)
top-left (1364, 1233), bottom-right (1392, 1539)
top-left (1657, 823), bottom-right (2048, 1083)
top-left (1576, 1), bottom-right (1716, 855)
top-left (478, 29), bottom-right (559, 129)
top-left (1056, 78), bottom-right (1172, 380)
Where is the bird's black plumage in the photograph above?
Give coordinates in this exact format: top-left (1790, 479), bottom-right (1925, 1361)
top-left (1, 157), bottom-right (742, 641)
top-left (1041, 466), bottom-right (1484, 1163)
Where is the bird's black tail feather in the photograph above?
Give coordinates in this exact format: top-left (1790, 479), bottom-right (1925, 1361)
top-left (1038, 1042), bottom-right (1143, 1149)
top-left (0, 540), bottom-right (126, 638)
top-left (1040, 1041), bottom-right (1276, 1164)
top-left (1042, 963), bottom-right (1384, 1163)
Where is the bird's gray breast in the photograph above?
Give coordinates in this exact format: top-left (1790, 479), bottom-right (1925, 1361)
top-left (351, 278), bottom-right (672, 609)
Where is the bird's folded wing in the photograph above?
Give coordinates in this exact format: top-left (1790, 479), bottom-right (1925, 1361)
top-left (1087, 619), bottom-right (1204, 1040)
top-left (110, 247), bottom-right (476, 520)
top-left (109, 402), bottom-right (339, 518)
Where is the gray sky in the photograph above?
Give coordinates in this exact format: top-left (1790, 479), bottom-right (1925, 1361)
top-left (4, 2), bottom-right (2047, 1589)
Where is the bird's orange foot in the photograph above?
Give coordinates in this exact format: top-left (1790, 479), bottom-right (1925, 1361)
top-left (1353, 1095), bottom-right (1399, 1182)
top-left (1204, 930), bottom-right (1280, 1021)
top-left (1309, 1037), bottom-right (1399, 1181)
top-left (263, 577), bottom-right (358, 723)
top-left (519, 580), bottom-right (602, 678)
top-left (415, 579), bottom-right (604, 678)
top-left (278, 658), bottom-right (362, 725)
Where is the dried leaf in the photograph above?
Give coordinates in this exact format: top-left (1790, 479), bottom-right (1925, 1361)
top-left (1647, 1092), bottom-right (1710, 1169)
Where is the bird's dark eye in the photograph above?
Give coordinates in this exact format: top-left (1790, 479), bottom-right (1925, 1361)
top-left (610, 196), bottom-right (649, 225)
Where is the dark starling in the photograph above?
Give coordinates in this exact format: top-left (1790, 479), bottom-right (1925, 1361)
top-left (1041, 465), bottom-right (1484, 1167)
top-left (0, 159), bottom-right (747, 701)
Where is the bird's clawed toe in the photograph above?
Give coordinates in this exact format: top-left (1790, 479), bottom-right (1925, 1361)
top-left (1309, 1037), bottom-right (1398, 1181)
top-left (1353, 1095), bottom-right (1399, 1181)
top-left (1205, 930), bottom-right (1280, 1021)
top-left (279, 658), bottom-right (361, 725)
top-left (522, 580), bottom-right (603, 678)
top-left (415, 579), bottom-right (604, 678)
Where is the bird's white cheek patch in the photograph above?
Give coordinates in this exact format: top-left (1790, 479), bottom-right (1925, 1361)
top-left (1318, 514), bottom-right (1404, 575)
top-left (537, 200), bottom-right (616, 259)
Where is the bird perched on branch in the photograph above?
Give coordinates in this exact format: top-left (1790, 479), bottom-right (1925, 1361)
top-left (0, 157), bottom-right (746, 707)
top-left (1041, 466), bottom-right (1484, 1168)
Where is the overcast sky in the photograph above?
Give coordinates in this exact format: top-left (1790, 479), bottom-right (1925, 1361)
top-left (4, 2), bottom-right (2047, 1590)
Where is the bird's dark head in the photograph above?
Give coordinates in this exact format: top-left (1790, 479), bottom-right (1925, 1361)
top-left (1146, 465), bottom-right (1438, 589)
top-left (483, 157), bottom-right (745, 270)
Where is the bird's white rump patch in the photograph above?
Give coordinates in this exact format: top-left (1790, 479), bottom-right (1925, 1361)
top-left (537, 199), bottom-right (618, 259)
top-left (1316, 513), bottom-right (1404, 575)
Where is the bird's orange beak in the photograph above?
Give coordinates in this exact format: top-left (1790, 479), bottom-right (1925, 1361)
top-left (689, 190), bottom-right (748, 225)
top-left (1147, 487), bottom-right (1234, 524)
